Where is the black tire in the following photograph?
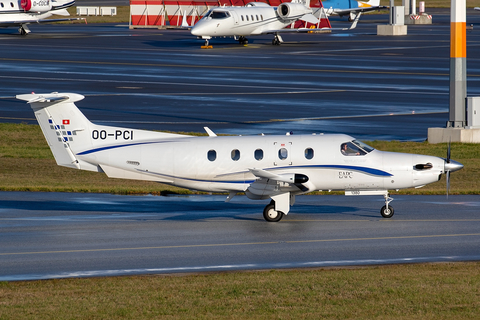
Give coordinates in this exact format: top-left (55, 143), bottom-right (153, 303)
top-left (263, 204), bottom-right (284, 222)
top-left (380, 205), bottom-right (394, 218)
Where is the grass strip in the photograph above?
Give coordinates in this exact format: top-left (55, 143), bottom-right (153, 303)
top-left (1, 123), bottom-right (479, 195)
top-left (0, 262), bottom-right (479, 319)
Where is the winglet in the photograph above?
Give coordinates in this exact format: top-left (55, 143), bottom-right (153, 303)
top-left (348, 12), bottom-right (361, 30)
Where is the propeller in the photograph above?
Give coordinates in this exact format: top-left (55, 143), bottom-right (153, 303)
top-left (443, 140), bottom-right (464, 198)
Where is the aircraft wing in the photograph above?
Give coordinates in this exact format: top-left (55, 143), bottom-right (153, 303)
top-left (0, 18), bottom-right (85, 27)
top-left (332, 5), bottom-right (387, 17)
top-left (263, 12), bottom-right (361, 34)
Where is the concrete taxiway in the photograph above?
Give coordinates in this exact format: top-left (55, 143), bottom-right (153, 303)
top-left (1, 192), bottom-right (479, 281)
top-left (1, 12), bottom-right (479, 140)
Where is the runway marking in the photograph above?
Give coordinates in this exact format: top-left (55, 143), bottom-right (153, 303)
top-left (1, 57), bottom-right (480, 77)
top-left (2, 233), bottom-right (479, 256)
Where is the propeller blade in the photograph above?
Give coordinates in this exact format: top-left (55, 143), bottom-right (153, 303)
top-left (446, 170), bottom-right (451, 198)
top-left (447, 140), bottom-right (451, 163)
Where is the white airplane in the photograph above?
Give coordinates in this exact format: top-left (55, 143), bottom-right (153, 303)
top-left (17, 92), bottom-right (463, 222)
top-left (0, 0), bottom-right (81, 35)
top-left (190, 0), bottom-right (361, 46)
top-left (322, 0), bottom-right (387, 21)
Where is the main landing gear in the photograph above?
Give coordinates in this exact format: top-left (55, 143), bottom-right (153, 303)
top-left (238, 36), bottom-right (248, 45)
top-left (19, 25), bottom-right (30, 36)
top-left (272, 34), bottom-right (282, 46)
top-left (380, 193), bottom-right (394, 218)
top-left (263, 200), bottom-right (284, 222)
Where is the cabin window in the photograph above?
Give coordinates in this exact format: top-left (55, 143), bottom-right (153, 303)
top-left (246, 15), bottom-right (249, 21)
top-left (261, 15), bottom-right (263, 20)
top-left (210, 11), bottom-right (230, 19)
top-left (305, 148), bottom-right (314, 160)
top-left (207, 150), bottom-right (217, 161)
top-left (231, 149), bottom-right (240, 161)
top-left (241, 15), bottom-right (244, 21)
top-left (251, 15), bottom-right (254, 21)
top-left (256, 15), bottom-right (259, 21)
top-left (254, 149), bottom-right (263, 161)
top-left (1, 3), bottom-right (4, 8)
top-left (278, 148), bottom-right (288, 160)
top-left (11, 2), bottom-right (14, 7)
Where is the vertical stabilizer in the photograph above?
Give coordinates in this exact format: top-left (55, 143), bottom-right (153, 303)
top-left (16, 92), bottom-right (99, 171)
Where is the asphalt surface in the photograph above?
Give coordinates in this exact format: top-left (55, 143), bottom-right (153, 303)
top-left (1, 192), bottom-right (479, 281)
top-left (1, 12), bottom-right (479, 140)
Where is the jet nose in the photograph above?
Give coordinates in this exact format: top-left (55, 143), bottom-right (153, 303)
top-left (191, 22), bottom-right (207, 36)
top-left (445, 159), bottom-right (464, 173)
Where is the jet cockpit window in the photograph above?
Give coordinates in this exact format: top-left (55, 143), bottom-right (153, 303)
top-left (340, 140), bottom-right (374, 156)
top-left (210, 11), bottom-right (230, 19)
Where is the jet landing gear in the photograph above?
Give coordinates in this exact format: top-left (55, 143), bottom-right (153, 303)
top-left (19, 25), bottom-right (31, 36)
top-left (263, 201), bottom-right (284, 222)
top-left (272, 34), bottom-right (283, 46)
top-left (380, 193), bottom-right (394, 218)
top-left (238, 36), bottom-right (248, 45)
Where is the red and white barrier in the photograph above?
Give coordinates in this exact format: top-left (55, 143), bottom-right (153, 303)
top-left (130, 0), bottom-right (331, 29)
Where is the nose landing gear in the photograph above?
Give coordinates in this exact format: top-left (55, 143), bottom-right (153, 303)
top-left (380, 193), bottom-right (394, 218)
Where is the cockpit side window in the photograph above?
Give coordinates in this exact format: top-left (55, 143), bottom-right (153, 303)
top-left (352, 140), bottom-right (375, 153)
top-left (341, 142), bottom-right (366, 156)
top-left (210, 11), bottom-right (230, 19)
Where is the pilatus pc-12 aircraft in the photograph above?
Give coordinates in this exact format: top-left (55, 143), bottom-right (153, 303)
top-left (17, 92), bottom-right (463, 222)
top-left (0, 0), bottom-right (81, 35)
top-left (190, 0), bottom-right (361, 46)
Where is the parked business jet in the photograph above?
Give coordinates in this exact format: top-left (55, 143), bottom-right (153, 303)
top-left (322, 0), bottom-right (386, 21)
top-left (0, 0), bottom-right (81, 35)
top-left (190, 0), bottom-right (361, 46)
top-left (17, 92), bottom-right (463, 222)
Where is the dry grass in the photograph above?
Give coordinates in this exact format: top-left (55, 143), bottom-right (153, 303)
top-left (0, 262), bottom-right (479, 319)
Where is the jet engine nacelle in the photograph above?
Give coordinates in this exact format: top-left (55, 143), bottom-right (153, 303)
top-left (21, 0), bottom-right (52, 13)
top-left (277, 3), bottom-right (311, 21)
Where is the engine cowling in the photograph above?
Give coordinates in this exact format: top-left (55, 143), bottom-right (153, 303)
top-left (277, 3), bottom-right (311, 21)
top-left (21, 0), bottom-right (52, 13)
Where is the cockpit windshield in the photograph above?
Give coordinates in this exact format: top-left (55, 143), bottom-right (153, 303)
top-left (208, 10), bottom-right (231, 19)
top-left (340, 140), bottom-right (375, 156)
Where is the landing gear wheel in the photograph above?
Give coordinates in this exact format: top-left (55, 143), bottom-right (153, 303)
top-left (263, 204), bottom-right (284, 222)
top-left (19, 27), bottom-right (27, 36)
top-left (272, 38), bottom-right (280, 45)
top-left (380, 205), bottom-right (394, 218)
top-left (238, 36), bottom-right (248, 45)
